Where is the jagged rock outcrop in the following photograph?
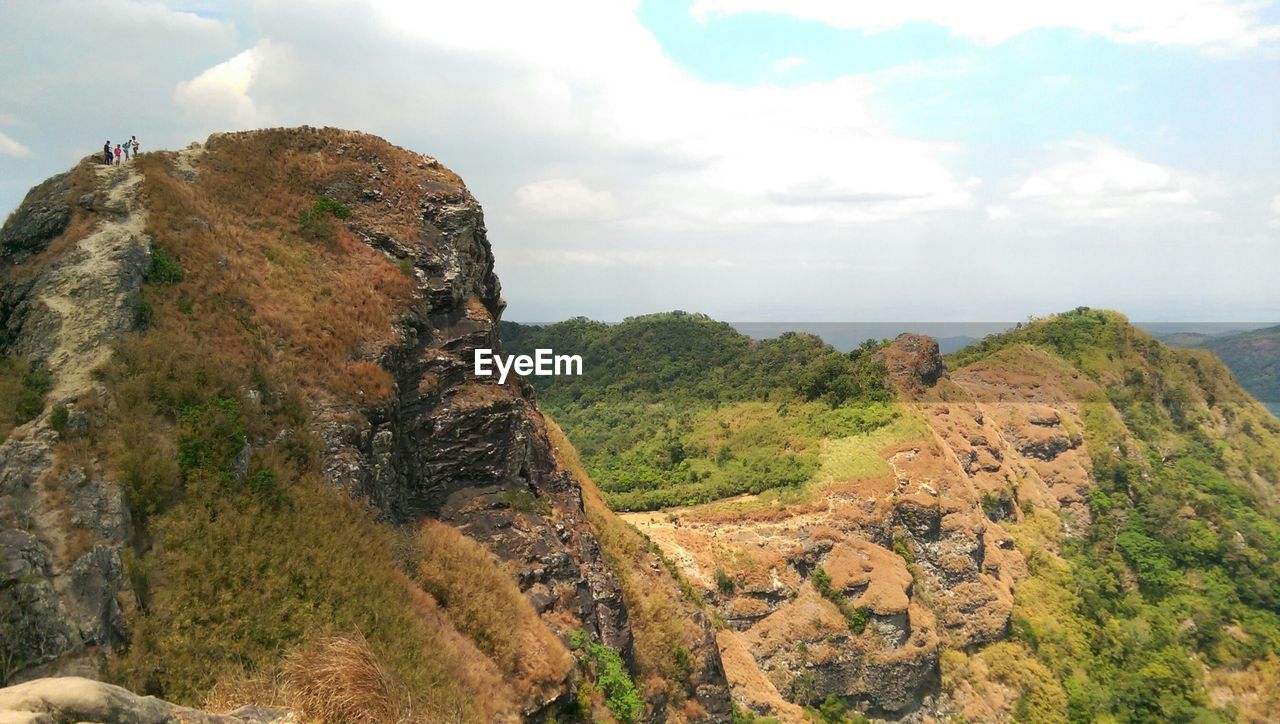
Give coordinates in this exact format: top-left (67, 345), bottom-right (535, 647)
top-left (0, 173), bottom-right (73, 264)
top-left (874, 333), bottom-right (945, 391)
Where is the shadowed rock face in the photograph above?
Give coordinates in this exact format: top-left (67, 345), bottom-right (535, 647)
top-left (0, 172), bottom-right (72, 263)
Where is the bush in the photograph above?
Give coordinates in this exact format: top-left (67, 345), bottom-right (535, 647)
top-left (13, 361), bottom-right (52, 424)
top-left (812, 565), bottom-right (869, 634)
top-left (570, 629), bottom-right (644, 723)
top-left (311, 196), bottom-right (351, 220)
top-left (297, 197), bottom-right (351, 244)
top-left (148, 247), bottom-right (185, 285)
top-left (132, 295), bottom-right (153, 329)
top-left (714, 568), bottom-right (735, 595)
top-left (49, 404), bottom-right (69, 432)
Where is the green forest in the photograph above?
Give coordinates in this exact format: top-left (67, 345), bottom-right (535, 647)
top-left (501, 312), bottom-right (895, 509)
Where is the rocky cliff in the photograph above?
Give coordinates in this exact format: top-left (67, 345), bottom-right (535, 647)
top-left (623, 334), bottom-right (1038, 720)
top-left (0, 128), bottom-right (730, 721)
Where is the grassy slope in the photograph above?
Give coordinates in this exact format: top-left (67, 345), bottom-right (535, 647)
top-left (946, 308), bottom-right (1280, 723)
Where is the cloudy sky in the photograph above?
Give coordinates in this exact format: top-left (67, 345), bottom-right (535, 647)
top-left (3, 0), bottom-right (1279, 323)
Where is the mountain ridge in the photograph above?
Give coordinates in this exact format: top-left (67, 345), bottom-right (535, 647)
top-left (505, 307), bottom-right (1280, 721)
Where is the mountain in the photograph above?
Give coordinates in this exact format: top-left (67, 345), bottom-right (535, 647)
top-left (505, 308), bottom-right (1280, 722)
top-left (1162, 325), bottom-right (1280, 417)
top-left (0, 128), bottom-right (730, 722)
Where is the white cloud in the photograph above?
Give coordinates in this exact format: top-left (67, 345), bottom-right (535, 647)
top-left (986, 204), bottom-right (1012, 221)
top-left (174, 0), bottom-right (974, 227)
top-left (174, 48), bottom-right (262, 128)
top-left (1269, 194), bottom-right (1280, 228)
top-left (0, 132), bottom-right (32, 158)
top-left (516, 178), bottom-right (618, 220)
top-left (690, 0), bottom-right (1280, 50)
top-left (1001, 141), bottom-right (1206, 223)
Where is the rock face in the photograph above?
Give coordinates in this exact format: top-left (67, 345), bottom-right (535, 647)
top-left (873, 333), bottom-right (945, 391)
top-left (0, 677), bottom-right (291, 723)
top-left (1, 163), bottom-right (148, 683)
top-left (304, 141), bottom-right (639, 659)
top-left (0, 172), bottom-right (72, 263)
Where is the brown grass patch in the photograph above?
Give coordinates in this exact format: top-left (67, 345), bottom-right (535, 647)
top-left (282, 634), bottom-right (408, 723)
top-left (414, 520), bottom-right (572, 707)
top-left (132, 128), bottom-right (434, 408)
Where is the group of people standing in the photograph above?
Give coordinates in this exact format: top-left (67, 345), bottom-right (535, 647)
top-left (104, 136), bottom-right (139, 165)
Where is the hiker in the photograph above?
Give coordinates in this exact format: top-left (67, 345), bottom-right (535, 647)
top-left (114, 144), bottom-right (122, 165)
top-left (131, 136), bottom-right (139, 158)
top-left (122, 141), bottom-right (130, 162)
top-left (103, 141), bottom-right (111, 165)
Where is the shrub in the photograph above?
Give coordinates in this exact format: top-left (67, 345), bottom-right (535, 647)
top-left (10, 360), bottom-right (53, 425)
top-left (132, 295), bottom-right (153, 329)
top-left (311, 196), bottom-right (351, 220)
top-left (176, 397), bottom-right (246, 478)
top-left (49, 404), bottom-right (69, 432)
top-left (297, 197), bottom-right (351, 244)
top-left (812, 565), bottom-right (869, 634)
top-left (148, 247), bottom-right (185, 284)
top-left (570, 629), bottom-right (644, 723)
top-left (714, 568), bottom-right (735, 595)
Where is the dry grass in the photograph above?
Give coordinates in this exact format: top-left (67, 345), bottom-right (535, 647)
top-left (133, 128), bottom-right (436, 408)
top-left (414, 520), bottom-right (572, 707)
top-left (282, 634), bottom-right (408, 724)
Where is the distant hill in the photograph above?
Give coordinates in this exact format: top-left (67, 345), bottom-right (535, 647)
top-left (1162, 324), bottom-right (1280, 411)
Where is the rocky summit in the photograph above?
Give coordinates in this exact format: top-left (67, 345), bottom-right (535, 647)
top-left (0, 128), bottom-right (729, 722)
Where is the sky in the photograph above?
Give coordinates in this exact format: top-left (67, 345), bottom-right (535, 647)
top-left (2, 0), bottom-right (1279, 323)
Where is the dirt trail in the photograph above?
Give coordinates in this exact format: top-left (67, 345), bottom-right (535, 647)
top-left (39, 164), bottom-right (149, 401)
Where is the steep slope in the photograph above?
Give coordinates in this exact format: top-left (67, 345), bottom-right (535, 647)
top-left (0, 128), bottom-right (730, 721)
top-left (508, 310), bottom-right (1280, 722)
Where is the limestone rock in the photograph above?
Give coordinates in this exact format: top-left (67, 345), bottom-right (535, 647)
top-left (0, 677), bottom-right (292, 723)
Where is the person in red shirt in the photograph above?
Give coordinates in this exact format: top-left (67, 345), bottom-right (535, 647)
top-left (114, 145), bottom-right (122, 165)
